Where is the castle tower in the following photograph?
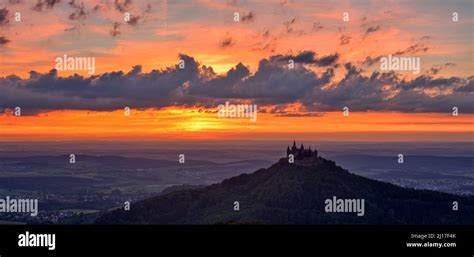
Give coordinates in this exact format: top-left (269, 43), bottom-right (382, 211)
top-left (286, 141), bottom-right (318, 159)
top-left (292, 140), bottom-right (297, 152)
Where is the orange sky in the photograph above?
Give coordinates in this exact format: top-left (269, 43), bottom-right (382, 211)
top-left (1, 108), bottom-right (472, 141)
top-left (0, 0), bottom-right (472, 142)
top-left (0, 0), bottom-right (472, 78)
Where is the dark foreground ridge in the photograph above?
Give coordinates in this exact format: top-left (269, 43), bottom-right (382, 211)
top-left (95, 144), bottom-right (474, 224)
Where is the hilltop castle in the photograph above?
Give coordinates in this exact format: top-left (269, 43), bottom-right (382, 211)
top-left (286, 141), bottom-right (318, 160)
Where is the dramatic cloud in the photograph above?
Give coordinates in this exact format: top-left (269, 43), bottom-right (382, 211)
top-left (394, 43), bottom-right (429, 55)
top-left (361, 55), bottom-right (383, 66)
top-left (0, 36), bottom-right (10, 45)
top-left (362, 43), bottom-right (431, 66)
top-left (397, 76), bottom-right (463, 90)
top-left (32, 0), bottom-right (62, 11)
top-left (68, 0), bottom-right (86, 21)
top-left (110, 22), bottom-right (121, 37)
top-left (273, 51), bottom-right (339, 67)
top-left (274, 113), bottom-right (323, 117)
top-left (127, 14), bottom-right (140, 26)
top-left (428, 63), bottom-right (456, 75)
top-left (114, 0), bottom-right (132, 12)
top-left (0, 8), bottom-right (9, 26)
top-left (339, 34), bottom-right (351, 45)
top-left (363, 25), bottom-right (380, 39)
top-left (220, 37), bottom-right (235, 48)
top-left (455, 78), bottom-right (474, 93)
top-left (316, 54), bottom-right (340, 66)
top-left (308, 64), bottom-right (473, 113)
top-left (0, 53), bottom-right (472, 114)
top-left (241, 12), bottom-right (254, 22)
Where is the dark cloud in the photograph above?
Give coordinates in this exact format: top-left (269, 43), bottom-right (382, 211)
top-left (363, 25), bottom-right (380, 39)
top-left (429, 67), bottom-right (441, 75)
top-left (229, 58), bottom-right (332, 104)
top-left (381, 89), bottom-right (472, 113)
top-left (317, 53), bottom-right (340, 66)
top-left (307, 64), bottom-right (473, 113)
top-left (430, 63), bottom-right (457, 75)
top-left (0, 54), bottom-right (203, 112)
top-left (394, 43), bottom-right (429, 55)
top-left (277, 51), bottom-right (316, 63)
top-left (33, 0), bottom-right (61, 11)
top-left (127, 14), bottom-right (140, 26)
top-left (274, 51), bottom-right (339, 67)
top-left (274, 113), bottom-right (323, 117)
top-left (220, 37), bottom-right (235, 48)
top-left (397, 76), bottom-right (463, 91)
top-left (455, 78), bottom-right (474, 93)
top-left (363, 44), bottom-right (431, 67)
top-left (361, 55), bottom-right (383, 66)
top-left (339, 34), bottom-right (351, 45)
top-left (188, 63), bottom-right (249, 98)
top-left (0, 36), bottom-right (10, 45)
top-left (68, 0), bottom-right (86, 21)
top-left (0, 53), bottom-right (329, 112)
top-left (0, 8), bottom-right (9, 26)
top-left (0, 53), bottom-right (472, 114)
top-left (241, 12), bottom-right (254, 22)
top-left (110, 22), bottom-right (121, 37)
top-left (127, 65), bottom-right (142, 76)
top-left (114, 0), bottom-right (132, 12)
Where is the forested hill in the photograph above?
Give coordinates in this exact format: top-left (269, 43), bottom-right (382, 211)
top-left (95, 155), bottom-right (474, 224)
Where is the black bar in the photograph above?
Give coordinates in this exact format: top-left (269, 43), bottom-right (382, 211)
top-left (0, 225), bottom-right (473, 257)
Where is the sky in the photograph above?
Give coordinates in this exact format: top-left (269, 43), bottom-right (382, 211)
top-left (0, 0), bottom-right (472, 141)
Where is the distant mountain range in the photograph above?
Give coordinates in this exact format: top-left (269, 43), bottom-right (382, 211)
top-left (95, 153), bottom-right (474, 224)
top-left (331, 154), bottom-right (473, 173)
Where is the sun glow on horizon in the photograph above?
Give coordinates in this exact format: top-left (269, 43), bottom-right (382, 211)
top-left (1, 107), bottom-right (472, 142)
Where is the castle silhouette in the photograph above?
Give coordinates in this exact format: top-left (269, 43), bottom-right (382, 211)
top-left (286, 141), bottom-right (318, 160)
